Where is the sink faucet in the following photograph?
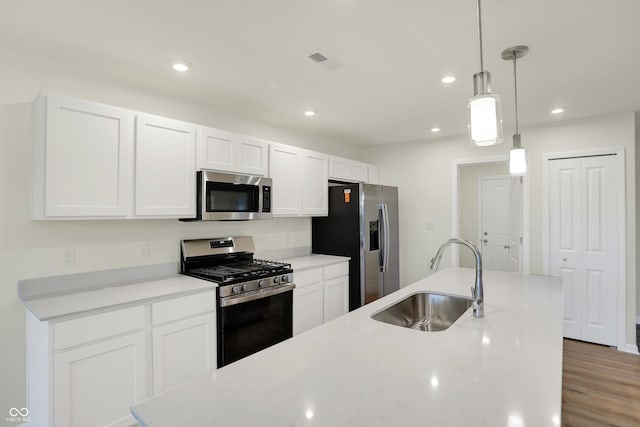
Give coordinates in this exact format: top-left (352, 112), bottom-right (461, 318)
top-left (430, 238), bottom-right (484, 318)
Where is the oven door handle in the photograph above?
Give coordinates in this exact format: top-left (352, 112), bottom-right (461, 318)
top-left (219, 283), bottom-right (295, 307)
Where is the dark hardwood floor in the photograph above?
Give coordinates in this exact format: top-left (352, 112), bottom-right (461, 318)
top-left (562, 338), bottom-right (640, 427)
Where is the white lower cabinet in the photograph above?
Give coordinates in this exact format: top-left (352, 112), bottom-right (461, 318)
top-left (152, 312), bottom-right (216, 394)
top-left (323, 276), bottom-right (349, 322)
top-left (54, 332), bottom-right (147, 427)
top-left (27, 290), bottom-right (216, 426)
top-left (293, 272), bottom-right (324, 335)
top-left (293, 262), bottom-right (349, 335)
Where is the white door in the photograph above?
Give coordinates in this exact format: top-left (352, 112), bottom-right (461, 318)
top-left (152, 313), bottom-right (216, 393)
top-left (508, 176), bottom-right (523, 272)
top-left (135, 114), bottom-right (196, 217)
top-left (480, 176), bottom-right (510, 271)
top-left (548, 155), bottom-right (619, 346)
top-left (54, 332), bottom-right (147, 427)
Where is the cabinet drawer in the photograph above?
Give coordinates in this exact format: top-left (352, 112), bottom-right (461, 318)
top-left (54, 305), bottom-right (145, 350)
top-left (324, 262), bottom-right (349, 280)
top-left (293, 268), bottom-right (323, 288)
top-left (152, 291), bottom-right (215, 325)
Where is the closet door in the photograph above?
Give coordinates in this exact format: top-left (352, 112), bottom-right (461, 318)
top-left (548, 155), bottom-right (618, 346)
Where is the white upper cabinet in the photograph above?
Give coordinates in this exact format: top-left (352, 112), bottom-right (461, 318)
top-left (269, 142), bottom-right (328, 217)
top-left (33, 94), bottom-right (133, 218)
top-left (367, 164), bottom-right (379, 184)
top-left (197, 126), bottom-right (268, 176)
top-left (329, 155), bottom-right (370, 183)
top-left (236, 135), bottom-right (268, 176)
top-left (301, 150), bottom-right (329, 216)
top-left (135, 114), bottom-right (196, 217)
top-left (269, 142), bottom-right (302, 216)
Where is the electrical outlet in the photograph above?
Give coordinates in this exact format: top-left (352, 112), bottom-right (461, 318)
top-left (63, 248), bottom-right (75, 267)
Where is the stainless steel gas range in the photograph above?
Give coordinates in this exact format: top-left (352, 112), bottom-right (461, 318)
top-left (180, 236), bottom-right (294, 367)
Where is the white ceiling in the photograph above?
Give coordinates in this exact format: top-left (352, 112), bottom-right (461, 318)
top-left (2, 0), bottom-right (640, 146)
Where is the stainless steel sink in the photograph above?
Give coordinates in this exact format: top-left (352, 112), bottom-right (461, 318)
top-left (371, 292), bottom-right (473, 331)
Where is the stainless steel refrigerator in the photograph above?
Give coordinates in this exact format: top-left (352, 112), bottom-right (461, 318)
top-left (312, 183), bottom-right (399, 311)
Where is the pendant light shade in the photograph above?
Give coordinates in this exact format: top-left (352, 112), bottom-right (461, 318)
top-left (502, 45), bottom-right (529, 175)
top-left (469, 0), bottom-right (503, 147)
top-left (469, 94), bottom-right (502, 146)
top-left (509, 147), bottom-right (527, 175)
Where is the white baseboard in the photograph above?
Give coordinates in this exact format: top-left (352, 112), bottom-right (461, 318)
top-left (622, 343), bottom-right (639, 355)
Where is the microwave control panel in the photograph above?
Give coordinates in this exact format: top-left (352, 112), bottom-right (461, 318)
top-left (262, 186), bottom-right (271, 212)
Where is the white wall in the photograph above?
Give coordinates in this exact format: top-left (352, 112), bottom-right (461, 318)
top-left (360, 113), bottom-right (637, 346)
top-left (0, 47), bottom-right (362, 413)
top-left (459, 162), bottom-right (508, 268)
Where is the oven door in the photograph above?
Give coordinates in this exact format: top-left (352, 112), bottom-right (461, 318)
top-left (217, 286), bottom-right (293, 367)
top-left (199, 171), bottom-right (272, 221)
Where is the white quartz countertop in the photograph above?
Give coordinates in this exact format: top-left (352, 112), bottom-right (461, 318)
top-left (131, 268), bottom-right (563, 427)
top-left (283, 254), bottom-right (350, 271)
top-left (22, 275), bottom-right (215, 321)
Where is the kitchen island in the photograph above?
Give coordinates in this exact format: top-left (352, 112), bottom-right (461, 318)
top-left (131, 267), bottom-right (563, 427)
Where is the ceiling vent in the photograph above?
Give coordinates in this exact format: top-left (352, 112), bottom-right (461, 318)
top-left (308, 52), bottom-right (328, 63)
top-left (307, 49), bottom-right (344, 71)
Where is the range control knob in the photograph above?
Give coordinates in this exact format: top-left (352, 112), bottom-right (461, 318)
top-left (258, 279), bottom-right (267, 288)
top-left (231, 285), bottom-right (241, 294)
top-left (281, 275), bottom-right (289, 283)
top-left (273, 276), bottom-right (280, 284)
top-left (241, 283), bottom-right (251, 292)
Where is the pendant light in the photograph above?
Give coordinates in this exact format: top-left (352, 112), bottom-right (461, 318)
top-left (501, 45), bottom-right (529, 175)
top-left (468, 0), bottom-right (503, 146)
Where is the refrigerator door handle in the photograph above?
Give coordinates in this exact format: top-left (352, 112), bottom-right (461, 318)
top-left (379, 203), bottom-right (390, 273)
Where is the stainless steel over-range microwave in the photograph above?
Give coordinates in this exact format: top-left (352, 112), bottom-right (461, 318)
top-left (182, 171), bottom-right (272, 221)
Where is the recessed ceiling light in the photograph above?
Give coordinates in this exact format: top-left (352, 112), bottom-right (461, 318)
top-left (304, 110), bottom-right (316, 117)
top-left (431, 127), bottom-right (441, 133)
top-left (441, 76), bottom-right (456, 84)
top-left (170, 60), bottom-right (191, 72)
top-left (551, 107), bottom-right (564, 114)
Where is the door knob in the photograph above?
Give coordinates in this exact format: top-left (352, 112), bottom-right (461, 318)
top-left (483, 239), bottom-right (488, 243)
top-left (504, 245), bottom-right (510, 250)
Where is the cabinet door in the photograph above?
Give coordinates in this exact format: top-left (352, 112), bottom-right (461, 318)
top-left (329, 156), bottom-right (351, 181)
top-left (324, 276), bottom-right (349, 322)
top-left (152, 313), bottom-right (216, 394)
top-left (367, 165), bottom-right (379, 184)
top-left (197, 126), bottom-right (236, 172)
top-left (301, 150), bottom-right (328, 216)
top-left (135, 114), bottom-right (196, 217)
top-left (349, 161), bottom-right (369, 183)
top-left (54, 332), bottom-right (147, 427)
top-left (236, 136), bottom-right (268, 176)
top-left (39, 95), bottom-right (132, 217)
top-left (293, 282), bottom-right (324, 335)
top-left (269, 143), bottom-right (301, 216)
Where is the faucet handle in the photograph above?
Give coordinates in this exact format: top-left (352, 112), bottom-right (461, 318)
top-left (470, 286), bottom-right (476, 300)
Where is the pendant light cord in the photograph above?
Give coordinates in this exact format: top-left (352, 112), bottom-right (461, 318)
top-left (477, 0), bottom-right (484, 72)
top-left (513, 56), bottom-right (519, 134)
